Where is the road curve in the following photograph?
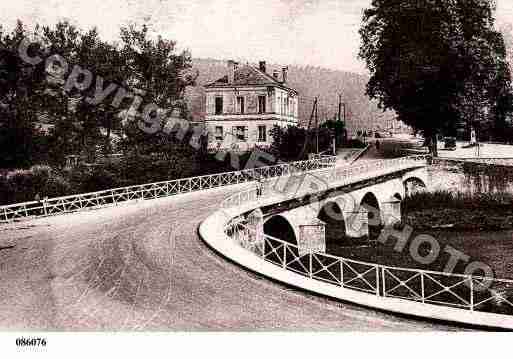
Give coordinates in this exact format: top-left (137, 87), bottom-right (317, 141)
top-left (0, 184), bottom-right (466, 331)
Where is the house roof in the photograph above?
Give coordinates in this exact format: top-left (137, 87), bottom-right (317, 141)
top-left (205, 64), bottom-right (298, 94)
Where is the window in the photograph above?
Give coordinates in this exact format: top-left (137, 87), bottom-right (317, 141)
top-left (235, 126), bottom-right (247, 142)
top-left (236, 96), bottom-right (245, 114)
top-left (258, 125), bottom-right (267, 142)
top-left (258, 96), bottom-right (266, 114)
top-left (215, 96), bottom-right (223, 115)
top-left (215, 126), bottom-right (223, 141)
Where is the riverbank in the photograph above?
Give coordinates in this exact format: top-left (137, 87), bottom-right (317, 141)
top-left (402, 190), bottom-right (513, 231)
top-left (403, 208), bottom-right (513, 231)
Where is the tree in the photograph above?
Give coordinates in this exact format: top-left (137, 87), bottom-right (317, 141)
top-left (269, 125), bottom-right (333, 161)
top-left (0, 22), bottom-right (47, 168)
top-left (67, 27), bottom-right (125, 159)
top-left (36, 21), bottom-right (86, 164)
top-left (451, 1), bottom-right (513, 142)
top-left (38, 23), bottom-right (125, 163)
top-left (321, 119), bottom-right (346, 148)
top-left (1, 20), bottom-right (199, 173)
top-left (118, 24), bottom-right (198, 156)
top-left (119, 25), bottom-right (196, 116)
top-left (359, 0), bottom-right (513, 155)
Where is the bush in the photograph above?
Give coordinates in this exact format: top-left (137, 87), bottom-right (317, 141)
top-left (344, 138), bottom-right (367, 149)
top-left (0, 165), bottom-right (71, 205)
top-left (402, 190), bottom-right (513, 230)
top-left (65, 151), bottom-right (201, 193)
top-left (270, 125), bottom-right (333, 161)
top-left (403, 190), bottom-right (513, 213)
top-left (0, 143), bottom-right (260, 206)
top-left (78, 167), bottom-right (119, 193)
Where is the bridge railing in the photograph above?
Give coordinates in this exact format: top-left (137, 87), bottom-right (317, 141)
top-left (226, 221), bottom-right (513, 316)
top-left (221, 155), bottom-right (429, 209)
top-left (220, 155), bottom-right (513, 320)
top-left (329, 155), bottom-right (428, 181)
top-left (0, 156), bottom-right (336, 223)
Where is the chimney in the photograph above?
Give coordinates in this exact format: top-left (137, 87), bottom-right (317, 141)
top-left (282, 66), bottom-right (288, 83)
top-left (227, 60), bottom-right (238, 84)
top-left (259, 61), bottom-right (266, 73)
top-left (273, 70), bottom-right (279, 80)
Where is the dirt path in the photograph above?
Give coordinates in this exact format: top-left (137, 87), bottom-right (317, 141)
top-left (0, 185), bottom-right (466, 331)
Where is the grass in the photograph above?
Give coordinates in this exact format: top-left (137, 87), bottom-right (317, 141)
top-left (403, 190), bottom-right (513, 212)
top-left (322, 190), bottom-right (513, 315)
top-left (326, 224), bottom-right (513, 315)
top-left (401, 190), bottom-right (513, 231)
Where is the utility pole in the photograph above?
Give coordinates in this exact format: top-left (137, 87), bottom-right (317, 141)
top-left (332, 129), bottom-right (336, 155)
top-left (315, 98), bottom-right (319, 154)
top-left (338, 94), bottom-right (342, 122)
top-left (338, 93), bottom-right (347, 123)
top-left (298, 97), bottom-right (318, 160)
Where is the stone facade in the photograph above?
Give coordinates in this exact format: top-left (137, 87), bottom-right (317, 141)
top-left (204, 61), bottom-right (299, 151)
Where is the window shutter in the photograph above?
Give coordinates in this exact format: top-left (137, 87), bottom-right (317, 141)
top-left (208, 95), bottom-right (214, 114)
top-left (248, 96), bottom-right (257, 113)
top-left (228, 95), bottom-right (235, 114)
top-left (208, 125), bottom-right (214, 143)
top-left (231, 126), bottom-right (236, 140)
top-left (250, 127), bottom-right (258, 142)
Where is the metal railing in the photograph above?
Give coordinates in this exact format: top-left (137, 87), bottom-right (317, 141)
top-left (0, 156), bottom-right (336, 223)
top-left (221, 155), bottom-right (428, 209)
top-left (221, 155), bottom-right (513, 317)
top-left (227, 222), bottom-right (513, 316)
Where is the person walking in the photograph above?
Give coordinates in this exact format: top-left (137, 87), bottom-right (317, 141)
top-left (256, 175), bottom-right (264, 198)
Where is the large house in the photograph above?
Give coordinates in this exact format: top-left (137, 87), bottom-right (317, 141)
top-left (204, 60), bottom-right (299, 151)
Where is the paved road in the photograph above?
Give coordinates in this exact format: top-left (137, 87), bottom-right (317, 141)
top-left (438, 142), bottom-right (513, 159)
top-left (0, 184), bottom-right (466, 331)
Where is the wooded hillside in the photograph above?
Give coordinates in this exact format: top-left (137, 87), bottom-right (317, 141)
top-left (184, 58), bottom-right (398, 134)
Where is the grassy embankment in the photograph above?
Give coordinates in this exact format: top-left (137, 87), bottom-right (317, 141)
top-left (402, 190), bottom-right (513, 231)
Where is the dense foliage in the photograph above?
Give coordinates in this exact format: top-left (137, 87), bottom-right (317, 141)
top-left (359, 0), bottom-right (513, 154)
top-left (0, 152), bottom-right (237, 205)
top-left (0, 20), bottom-right (208, 202)
top-left (269, 125), bottom-right (334, 161)
top-left (321, 120), bottom-right (347, 148)
top-left (402, 190), bottom-right (513, 231)
top-left (0, 21), bottom-right (197, 169)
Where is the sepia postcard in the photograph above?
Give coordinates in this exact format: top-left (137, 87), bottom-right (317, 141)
top-left (1, 0), bottom-right (513, 357)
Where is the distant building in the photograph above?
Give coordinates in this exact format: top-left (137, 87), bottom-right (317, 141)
top-left (385, 117), bottom-right (412, 134)
top-left (204, 60), bottom-right (299, 151)
top-left (34, 122), bottom-right (55, 135)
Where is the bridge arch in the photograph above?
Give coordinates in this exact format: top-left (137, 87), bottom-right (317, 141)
top-left (380, 192), bottom-right (404, 226)
top-left (263, 215), bottom-right (298, 246)
top-left (403, 177), bottom-right (427, 196)
top-left (360, 192), bottom-right (382, 241)
top-left (317, 201), bottom-right (347, 251)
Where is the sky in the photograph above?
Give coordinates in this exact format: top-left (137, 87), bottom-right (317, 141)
top-left (1, 0), bottom-right (513, 74)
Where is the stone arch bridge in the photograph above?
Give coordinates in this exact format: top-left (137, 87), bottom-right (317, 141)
top-left (247, 166), bottom-right (428, 254)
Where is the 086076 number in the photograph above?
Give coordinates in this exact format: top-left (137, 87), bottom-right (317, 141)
top-left (16, 337), bottom-right (47, 347)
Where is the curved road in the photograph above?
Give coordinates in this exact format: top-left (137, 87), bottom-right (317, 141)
top-left (0, 184), bottom-right (466, 330)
